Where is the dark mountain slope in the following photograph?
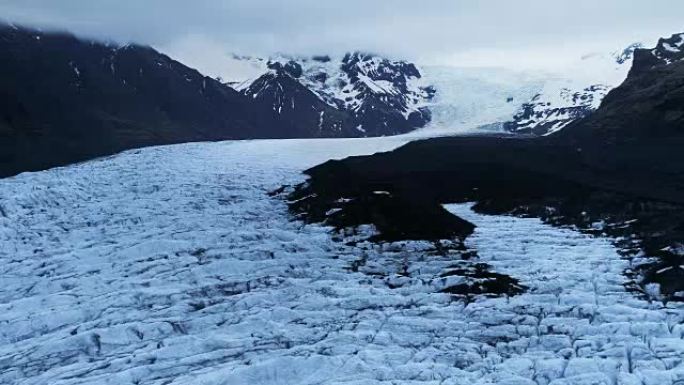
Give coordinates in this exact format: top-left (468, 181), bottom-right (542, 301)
top-left (233, 53), bottom-right (434, 137)
top-left (551, 36), bottom-right (684, 204)
top-left (560, 61), bottom-right (684, 144)
top-left (630, 33), bottom-right (684, 75)
top-left (0, 25), bottom-right (291, 177)
top-left (242, 69), bottom-right (357, 137)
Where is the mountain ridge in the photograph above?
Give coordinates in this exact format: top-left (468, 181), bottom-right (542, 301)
top-left (0, 25), bottom-right (431, 177)
top-left (228, 52), bottom-right (435, 136)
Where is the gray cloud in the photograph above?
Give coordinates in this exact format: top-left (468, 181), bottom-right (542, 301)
top-left (1, 0), bottom-right (683, 72)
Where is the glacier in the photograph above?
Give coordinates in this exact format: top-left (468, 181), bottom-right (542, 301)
top-left (1, 137), bottom-right (683, 385)
top-left (417, 66), bottom-right (545, 134)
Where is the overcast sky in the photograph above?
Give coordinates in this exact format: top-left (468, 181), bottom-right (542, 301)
top-left (1, 0), bottom-right (682, 74)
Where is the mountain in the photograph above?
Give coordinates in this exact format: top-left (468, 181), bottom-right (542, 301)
top-left (560, 33), bottom-right (684, 143)
top-left (504, 43), bottom-right (643, 135)
top-left (503, 83), bottom-right (611, 136)
top-left (0, 24), bottom-right (305, 177)
top-left (632, 32), bottom-right (684, 73)
top-left (227, 53), bottom-right (435, 136)
top-left (241, 68), bottom-right (356, 137)
top-left (1, 26), bottom-right (437, 177)
top-left (350, 45), bottom-right (646, 137)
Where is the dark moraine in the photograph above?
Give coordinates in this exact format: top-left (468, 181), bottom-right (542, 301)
top-left (289, 36), bottom-right (684, 300)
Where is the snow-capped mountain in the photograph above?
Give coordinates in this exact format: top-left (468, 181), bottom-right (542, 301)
top-left (0, 24), bottom-right (302, 177)
top-left (561, 31), bottom-right (684, 144)
top-left (227, 53), bottom-right (435, 137)
top-left (504, 43), bottom-right (644, 136)
top-left (503, 83), bottom-right (612, 136)
top-left (368, 44), bottom-right (652, 138)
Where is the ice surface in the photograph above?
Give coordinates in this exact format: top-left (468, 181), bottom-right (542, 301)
top-left (1, 138), bottom-right (682, 384)
top-left (418, 66), bottom-right (546, 134)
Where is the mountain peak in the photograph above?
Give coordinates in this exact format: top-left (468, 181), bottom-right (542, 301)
top-left (652, 32), bottom-right (684, 63)
top-left (230, 52), bottom-right (433, 137)
top-left (630, 32), bottom-right (684, 75)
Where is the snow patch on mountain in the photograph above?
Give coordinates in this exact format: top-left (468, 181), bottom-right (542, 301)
top-left (219, 54), bottom-right (269, 87)
top-left (505, 43), bottom-right (645, 136)
top-left (224, 53), bottom-right (434, 133)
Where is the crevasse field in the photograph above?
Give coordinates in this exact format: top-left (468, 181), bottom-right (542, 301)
top-left (1, 137), bottom-right (683, 385)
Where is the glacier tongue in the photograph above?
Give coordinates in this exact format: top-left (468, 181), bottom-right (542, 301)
top-left (417, 66), bottom-right (546, 135)
top-left (1, 138), bottom-right (683, 385)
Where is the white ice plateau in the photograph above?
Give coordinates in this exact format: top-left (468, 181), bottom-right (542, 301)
top-left (1, 137), bottom-right (684, 385)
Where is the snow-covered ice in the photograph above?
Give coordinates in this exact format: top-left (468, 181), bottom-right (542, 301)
top-left (446, 204), bottom-right (684, 385)
top-left (1, 138), bottom-right (683, 385)
top-left (419, 66), bottom-right (545, 134)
